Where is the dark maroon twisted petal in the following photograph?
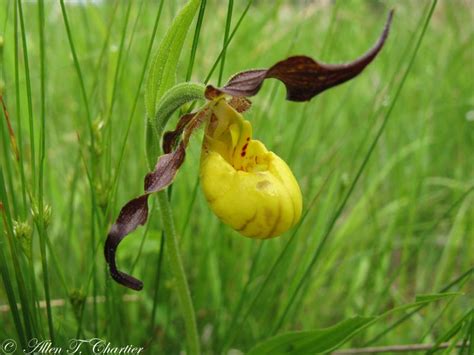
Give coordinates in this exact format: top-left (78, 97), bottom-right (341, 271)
top-left (104, 137), bottom-right (187, 290)
top-left (104, 195), bottom-right (149, 290)
top-left (206, 10), bottom-right (393, 102)
top-left (105, 108), bottom-right (210, 290)
top-left (162, 113), bottom-right (195, 154)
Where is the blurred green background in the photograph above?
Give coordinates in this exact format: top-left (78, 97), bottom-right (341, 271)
top-left (0, 0), bottom-right (473, 353)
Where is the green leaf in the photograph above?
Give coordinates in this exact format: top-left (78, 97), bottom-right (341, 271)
top-left (414, 293), bottom-right (462, 303)
top-left (247, 292), bottom-right (460, 354)
top-left (145, 0), bottom-right (200, 119)
top-left (247, 316), bottom-right (375, 355)
top-left (154, 82), bottom-right (205, 135)
top-left (145, 82), bottom-right (204, 169)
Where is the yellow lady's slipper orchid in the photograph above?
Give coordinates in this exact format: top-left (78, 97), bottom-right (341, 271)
top-left (105, 10), bottom-right (392, 289)
top-left (200, 99), bottom-right (302, 239)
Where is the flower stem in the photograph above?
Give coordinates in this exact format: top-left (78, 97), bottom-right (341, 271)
top-left (156, 190), bottom-right (200, 355)
top-left (145, 83), bottom-right (204, 354)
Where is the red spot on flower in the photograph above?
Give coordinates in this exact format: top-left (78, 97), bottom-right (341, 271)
top-left (241, 142), bottom-right (249, 157)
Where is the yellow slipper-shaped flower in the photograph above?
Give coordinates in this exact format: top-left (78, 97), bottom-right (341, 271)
top-left (105, 11), bottom-right (393, 288)
top-left (200, 99), bottom-right (302, 239)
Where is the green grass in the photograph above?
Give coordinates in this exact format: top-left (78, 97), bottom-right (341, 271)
top-left (0, 0), bottom-right (473, 354)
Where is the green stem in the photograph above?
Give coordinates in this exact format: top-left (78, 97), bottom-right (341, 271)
top-left (37, 0), bottom-right (55, 343)
top-left (204, 0), bottom-right (253, 84)
top-left (156, 190), bottom-right (200, 355)
top-left (186, 0), bottom-right (207, 82)
top-left (144, 83), bottom-right (204, 354)
top-left (17, 0), bottom-right (36, 191)
top-left (217, 0), bottom-right (233, 86)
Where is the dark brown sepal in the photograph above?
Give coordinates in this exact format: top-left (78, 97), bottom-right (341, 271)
top-left (207, 10), bottom-right (393, 102)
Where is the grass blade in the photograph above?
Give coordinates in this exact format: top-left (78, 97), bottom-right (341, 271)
top-left (217, 0), bottom-right (233, 86)
top-left (36, 0), bottom-right (55, 343)
top-left (186, 0), bottom-right (207, 81)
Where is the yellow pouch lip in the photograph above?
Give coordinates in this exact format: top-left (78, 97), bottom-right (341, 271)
top-left (200, 98), bottom-right (302, 239)
top-left (200, 148), bottom-right (302, 239)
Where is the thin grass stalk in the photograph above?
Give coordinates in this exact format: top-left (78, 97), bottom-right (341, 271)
top-left (178, 178), bottom-right (199, 238)
top-left (0, 1), bottom-right (11, 35)
top-left (217, 0), bottom-right (233, 86)
top-left (44, 236), bottom-right (69, 295)
top-left (58, 0), bottom-right (94, 143)
top-left (13, 0), bottom-right (27, 217)
top-left (319, 0), bottom-right (340, 59)
top-left (148, 232), bottom-right (165, 337)
top-left (34, 0), bottom-right (55, 343)
top-left (117, 0), bottom-right (147, 82)
top-left (88, 1), bottom-right (119, 103)
top-left (89, 147), bottom-right (99, 337)
top-left (73, 136), bottom-right (105, 338)
top-left (253, 1), bottom-right (305, 135)
top-left (64, 152), bottom-right (81, 257)
top-left (204, 0), bottom-right (253, 84)
top-left (104, 1), bottom-right (132, 175)
top-left (0, 23), bottom-right (18, 211)
top-left (17, 0), bottom-right (36, 191)
top-left (286, 104), bottom-right (309, 162)
top-left (270, 0), bottom-right (439, 335)
top-left (186, 0), bottom-right (207, 81)
top-left (0, 99), bottom-right (18, 213)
